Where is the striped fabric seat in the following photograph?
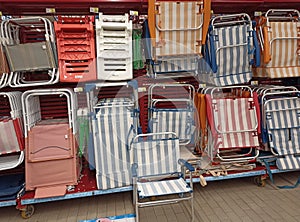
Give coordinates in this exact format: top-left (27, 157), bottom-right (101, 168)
top-left (209, 24), bottom-right (254, 86)
top-left (94, 103), bottom-right (135, 190)
top-left (255, 22), bottom-right (300, 78)
top-left (149, 109), bottom-right (194, 144)
top-left (209, 97), bottom-right (260, 149)
top-left (264, 98), bottom-right (300, 170)
top-left (137, 178), bottom-right (192, 198)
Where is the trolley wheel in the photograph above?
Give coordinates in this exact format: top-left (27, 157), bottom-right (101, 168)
top-left (20, 205), bottom-right (35, 219)
top-left (254, 176), bottom-right (266, 187)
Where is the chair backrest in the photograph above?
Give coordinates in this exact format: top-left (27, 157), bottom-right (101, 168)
top-left (132, 133), bottom-right (180, 178)
top-left (212, 24), bottom-right (250, 75)
top-left (149, 109), bottom-right (194, 143)
top-left (254, 9), bottom-right (300, 78)
top-left (205, 13), bottom-right (259, 86)
top-left (264, 96), bottom-right (300, 155)
top-left (153, 1), bottom-right (203, 57)
top-left (205, 87), bottom-right (260, 149)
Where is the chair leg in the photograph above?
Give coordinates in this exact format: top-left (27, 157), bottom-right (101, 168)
top-left (191, 197), bottom-right (194, 222)
top-left (135, 202), bottom-right (139, 222)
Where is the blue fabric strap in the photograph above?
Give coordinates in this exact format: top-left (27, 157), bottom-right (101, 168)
top-left (262, 159), bottom-right (300, 189)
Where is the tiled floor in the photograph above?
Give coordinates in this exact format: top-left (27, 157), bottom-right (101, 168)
top-left (0, 171), bottom-right (299, 222)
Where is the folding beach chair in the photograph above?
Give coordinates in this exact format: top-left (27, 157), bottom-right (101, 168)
top-left (54, 16), bottom-right (97, 82)
top-left (148, 83), bottom-right (195, 145)
top-left (262, 91), bottom-right (300, 170)
top-left (95, 13), bottom-right (133, 81)
top-left (194, 91), bottom-right (208, 154)
top-left (253, 85), bottom-right (298, 152)
top-left (0, 92), bottom-right (24, 171)
top-left (86, 81), bottom-right (139, 189)
top-left (1, 17), bottom-right (59, 87)
top-left (254, 9), bottom-right (300, 78)
top-left (147, 0), bottom-right (211, 78)
top-left (131, 132), bottom-right (194, 222)
top-left (205, 86), bottom-right (260, 162)
top-left (202, 13), bottom-right (260, 86)
top-left (22, 88), bottom-right (79, 198)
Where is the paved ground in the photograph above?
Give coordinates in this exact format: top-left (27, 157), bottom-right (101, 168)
top-left (0, 171), bottom-right (299, 222)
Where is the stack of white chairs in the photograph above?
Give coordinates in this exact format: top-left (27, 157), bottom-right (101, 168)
top-left (96, 13), bottom-right (133, 81)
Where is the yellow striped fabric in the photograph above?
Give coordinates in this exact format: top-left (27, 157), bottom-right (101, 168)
top-left (154, 1), bottom-right (203, 57)
top-left (254, 21), bottom-right (300, 78)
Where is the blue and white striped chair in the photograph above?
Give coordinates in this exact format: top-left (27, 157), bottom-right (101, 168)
top-left (202, 13), bottom-right (260, 86)
top-left (148, 84), bottom-right (195, 145)
top-left (263, 91), bottom-right (300, 170)
top-left (131, 132), bottom-right (194, 222)
top-left (86, 81), bottom-right (139, 190)
top-left (94, 99), bottom-right (137, 190)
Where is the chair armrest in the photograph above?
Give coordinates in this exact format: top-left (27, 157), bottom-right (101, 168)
top-left (178, 159), bottom-right (195, 172)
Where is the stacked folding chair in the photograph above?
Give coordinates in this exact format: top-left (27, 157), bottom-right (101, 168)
top-left (22, 88), bottom-right (79, 198)
top-left (147, 0), bottom-right (211, 78)
top-left (148, 83), bottom-right (195, 145)
top-left (254, 9), bottom-right (300, 78)
top-left (95, 13), bottom-right (133, 81)
top-left (194, 89), bottom-right (207, 155)
top-left (0, 91), bottom-right (25, 207)
top-left (0, 92), bottom-right (24, 171)
top-left (201, 13), bottom-right (260, 86)
top-left (54, 16), bottom-right (97, 82)
top-left (204, 86), bottom-right (260, 163)
top-left (86, 81), bottom-right (139, 190)
top-left (260, 88), bottom-right (300, 170)
top-left (1, 17), bottom-right (59, 87)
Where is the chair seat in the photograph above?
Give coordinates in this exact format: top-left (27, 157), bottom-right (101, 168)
top-left (0, 151), bottom-right (24, 171)
top-left (137, 178), bottom-right (192, 198)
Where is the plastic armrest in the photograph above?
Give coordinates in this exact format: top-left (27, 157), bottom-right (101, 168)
top-left (178, 159), bottom-right (195, 172)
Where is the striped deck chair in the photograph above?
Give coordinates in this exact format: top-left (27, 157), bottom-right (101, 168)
top-left (204, 13), bottom-right (260, 86)
top-left (254, 9), bottom-right (300, 78)
top-left (263, 91), bottom-right (300, 170)
top-left (147, 0), bottom-right (211, 78)
top-left (148, 84), bottom-right (195, 145)
top-left (131, 132), bottom-right (194, 222)
top-left (205, 86), bottom-right (260, 162)
top-left (93, 97), bottom-right (138, 190)
top-left (0, 92), bottom-right (24, 171)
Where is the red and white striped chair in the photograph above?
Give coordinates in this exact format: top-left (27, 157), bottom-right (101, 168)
top-left (0, 92), bottom-right (24, 171)
top-left (205, 86), bottom-right (260, 162)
